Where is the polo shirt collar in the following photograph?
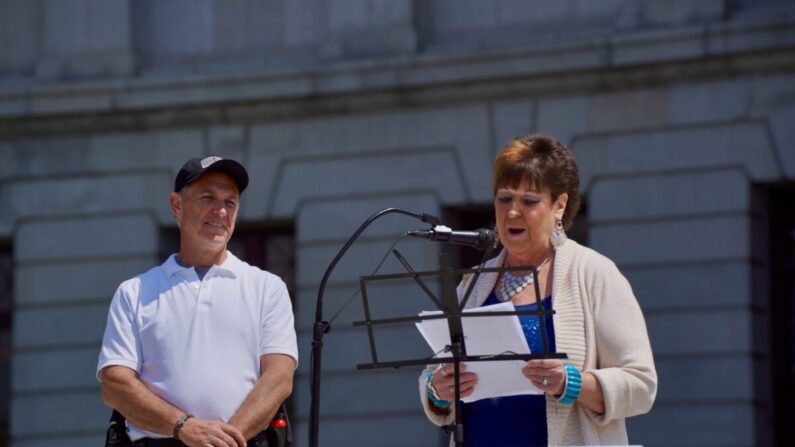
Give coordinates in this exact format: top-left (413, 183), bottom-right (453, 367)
top-left (162, 251), bottom-right (245, 278)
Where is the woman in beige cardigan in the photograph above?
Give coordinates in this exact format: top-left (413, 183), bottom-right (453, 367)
top-left (419, 134), bottom-right (657, 446)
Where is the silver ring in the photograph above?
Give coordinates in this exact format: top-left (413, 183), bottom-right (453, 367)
top-left (542, 376), bottom-right (549, 387)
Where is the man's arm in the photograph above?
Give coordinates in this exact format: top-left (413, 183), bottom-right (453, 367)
top-left (101, 365), bottom-right (247, 447)
top-left (227, 353), bottom-right (296, 439)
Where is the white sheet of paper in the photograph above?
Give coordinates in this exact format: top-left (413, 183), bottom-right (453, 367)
top-left (416, 301), bottom-right (544, 402)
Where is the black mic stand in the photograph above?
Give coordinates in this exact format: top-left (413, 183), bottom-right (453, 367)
top-left (354, 247), bottom-right (566, 447)
top-left (309, 208), bottom-right (440, 447)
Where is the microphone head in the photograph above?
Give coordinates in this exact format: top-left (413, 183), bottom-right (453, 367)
top-left (472, 228), bottom-right (496, 251)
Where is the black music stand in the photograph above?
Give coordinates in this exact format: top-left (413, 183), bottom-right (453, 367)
top-left (353, 249), bottom-right (567, 447)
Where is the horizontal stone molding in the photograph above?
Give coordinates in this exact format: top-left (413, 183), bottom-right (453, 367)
top-left (0, 16), bottom-right (793, 135)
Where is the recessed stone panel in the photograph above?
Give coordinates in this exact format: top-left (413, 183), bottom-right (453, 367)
top-left (589, 168), bottom-right (749, 222)
top-left (15, 215), bottom-right (157, 263)
top-left (14, 303), bottom-right (109, 349)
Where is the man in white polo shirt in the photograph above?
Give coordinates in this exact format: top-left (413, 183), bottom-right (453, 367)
top-left (98, 156), bottom-right (298, 447)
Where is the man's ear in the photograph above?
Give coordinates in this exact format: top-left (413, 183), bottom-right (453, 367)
top-left (169, 192), bottom-right (182, 221)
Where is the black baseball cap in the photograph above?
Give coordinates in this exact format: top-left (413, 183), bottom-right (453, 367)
top-left (174, 156), bottom-right (249, 193)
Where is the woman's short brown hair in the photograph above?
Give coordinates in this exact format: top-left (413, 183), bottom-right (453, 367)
top-left (493, 133), bottom-right (581, 229)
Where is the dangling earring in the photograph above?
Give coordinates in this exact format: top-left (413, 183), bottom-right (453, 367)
top-left (550, 218), bottom-right (567, 248)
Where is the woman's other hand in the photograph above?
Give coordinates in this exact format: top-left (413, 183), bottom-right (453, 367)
top-left (431, 364), bottom-right (479, 400)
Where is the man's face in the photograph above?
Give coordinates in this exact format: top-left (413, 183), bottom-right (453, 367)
top-left (170, 171), bottom-right (240, 252)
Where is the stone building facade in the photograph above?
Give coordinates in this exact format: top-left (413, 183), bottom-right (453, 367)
top-left (1, 1), bottom-right (794, 446)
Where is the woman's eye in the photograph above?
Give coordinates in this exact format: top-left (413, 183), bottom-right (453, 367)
top-left (522, 198), bottom-right (539, 206)
top-left (497, 196), bottom-right (512, 204)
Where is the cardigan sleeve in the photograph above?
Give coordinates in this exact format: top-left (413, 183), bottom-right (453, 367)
top-left (584, 261), bottom-right (657, 425)
top-left (418, 364), bottom-right (455, 426)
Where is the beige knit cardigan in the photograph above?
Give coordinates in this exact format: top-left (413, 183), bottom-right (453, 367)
top-left (418, 239), bottom-right (657, 446)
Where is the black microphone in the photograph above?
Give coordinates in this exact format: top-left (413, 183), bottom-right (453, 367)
top-left (407, 225), bottom-right (496, 251)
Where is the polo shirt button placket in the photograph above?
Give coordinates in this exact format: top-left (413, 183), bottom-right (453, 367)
top-left (196, 279), bottom-right (211, 308)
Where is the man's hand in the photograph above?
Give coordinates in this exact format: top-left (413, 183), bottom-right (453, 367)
top-left (178, 418), bottom-right (247, 447)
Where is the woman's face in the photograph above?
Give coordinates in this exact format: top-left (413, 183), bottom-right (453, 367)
top-left (494, 181), bottom-right (568, 263)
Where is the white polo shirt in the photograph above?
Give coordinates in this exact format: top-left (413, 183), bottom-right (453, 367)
top-left (97, 251), bottom-right (298, 441)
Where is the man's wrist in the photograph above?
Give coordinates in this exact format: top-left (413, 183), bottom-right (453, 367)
top-left (173, 414), bottom-right (194, 440)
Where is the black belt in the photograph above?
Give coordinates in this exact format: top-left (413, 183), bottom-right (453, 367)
top-left (132, 430), bottom-right (269, 447)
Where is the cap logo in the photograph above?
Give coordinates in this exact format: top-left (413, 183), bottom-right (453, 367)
top-left (201, 156), bottom-right (222, 168)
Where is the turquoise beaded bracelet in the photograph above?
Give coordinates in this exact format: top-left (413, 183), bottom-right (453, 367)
top-left (425, 370), bottom-right (451, 408)
top-left (556, 363), bottom-right (582, 405)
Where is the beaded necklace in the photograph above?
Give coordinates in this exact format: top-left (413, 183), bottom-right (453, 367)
top-left (498, 256), bottom-right (550, 301)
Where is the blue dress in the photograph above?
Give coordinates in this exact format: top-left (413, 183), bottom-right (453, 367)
top-left (460, 291), bottom-right (555, 447)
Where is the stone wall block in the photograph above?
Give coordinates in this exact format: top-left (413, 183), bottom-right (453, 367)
top-left (14, 435), bottom-right (106, 447)
top-left (707, 16), bottom-right (795, 55)
top-left (537, 96), bottom-right (588, 147)
top-left (37, 0), bottom-right (134, 79)
top-left (589, 168), bottom-right (748, 222)
top-left (88, 132), bottom-right (157, 171)
top-left (246, 107), bottom-right (487, 218)
top-left (427, 0), bottom-right (498, 31)
top-left (297, 239), bottom-right (435, 288)
top-left (624, 262), bottom-right (751, 311)
top-left (151, 129), bottom-right (207, 195)
top-left (646, 309), bottom-right (752, 356)
top-left (297, 193), bottom-right (440, 243)
top-left (29, 86), bottom-right (114, 114)
top-left (13, 348), bottom-right (100, 393)
top-left (573, 0), bottom-right (627, 19)
top-left (42, 0), bottom-right (130, 53)
top-left (497, 0), bottom-right (572, 23)
top-left (491, 100), bottom-right (534, 157)
top-left (292, 414), bottom-right (439, 447)
top-left (296, 325), bottom-right (428, 374)
top-left (642, 0), bottom-right (725, 26)
top-left (239, 152), bottom-right (281, 222)
top-left (629, 404), bottom-right (753, 446)
top-left (12, 392), bottom-right (106, 436)
top-left (0, 0), bottom-right (42, 76)
top-left (15, 215), bottom-right (157, 263)
top-left (590, 216), bottom-right (748, 266)
top-left (327, 0), bottom-right (413, 30)
top-left (284, 0), bottom-right (321, 46)
top-left (133, 0), bottom-right (213, 58)
top-left (14, 304), bottom-right (109, 350)
top-left (323, 0), bottom-right (416, 57)
top-left (213, 0), bottom-right (284, 52)
top-left (572, 123), bottom-right (781, 188)
top-left (588, 88), bottom-right (668, 133)
top-left (296, 107), bottom-right (481, 157)
top-left (294, 279), bottom-right (443, 333)
top-left (0, 92), bottom-right (27, 117)
top-left (668, 79), bottom-right (751, 125)
top-left (293, 368), bottom-right (432, 416)
top-left (769, 105), bottom-right (795, 178)
top-left (7, 173), bottom-right (169, 221)
top-left (750, 73), bottom-right (795, 116)
top-left (15, 257), bottom-right (154, 306)
top-left (656, 356), bottom-right (753, 402)
top-left (208, 125), bottom-right (246, 162)
top-left (271, 150), bottom-right (467, 217)
top-left (611, 25), bottom-right (705, 65)
top-left (10, 136), bottom-right (89, 177)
